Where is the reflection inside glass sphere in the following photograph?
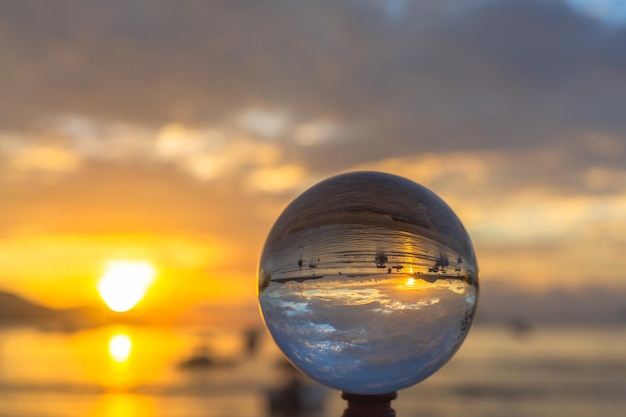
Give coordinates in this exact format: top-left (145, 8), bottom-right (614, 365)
top-left (258, 172), bottom-right (478, 394)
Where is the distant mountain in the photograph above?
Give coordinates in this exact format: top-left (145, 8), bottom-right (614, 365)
top-left (0, 291), bottom-right (57, 321)
top-left (0, 291), bottom-right (100, 331)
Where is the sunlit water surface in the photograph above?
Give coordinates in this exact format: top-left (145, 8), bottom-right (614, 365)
top-left (0, 324), bottom-right (625, 417)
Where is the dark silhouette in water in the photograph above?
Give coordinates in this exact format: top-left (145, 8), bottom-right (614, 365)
top-left (267, 360), bottom-right (326, 417)
top-left (178, 329), bottom-right (263, 371)
top-left (268, 362), bottom-right (305, 417)
top-left (177, 345), bottom-right (236, 370)
top-left (245, 328), bottom-right (260, 357)
top-left (375, 252), bottom-right (388, 268)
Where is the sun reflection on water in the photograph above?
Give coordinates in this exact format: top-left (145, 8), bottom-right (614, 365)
top-left (109, 334), bottom-right (132, 363)
top-left (92, 392), bottom-right (156, 417)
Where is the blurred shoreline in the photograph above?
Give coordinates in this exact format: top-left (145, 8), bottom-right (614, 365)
top-left (2, 285), bottom-right (625, 332)
top-left (1, 323), bottom-right (625, 417)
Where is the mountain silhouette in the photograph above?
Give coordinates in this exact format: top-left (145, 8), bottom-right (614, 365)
top-left (0, 291), bottom-right (56, 320)
top-left (0, 291), bottom-right (100, 331)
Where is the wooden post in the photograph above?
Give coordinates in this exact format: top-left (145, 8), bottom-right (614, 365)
top-left (341, 392), bottom-right (397, 417)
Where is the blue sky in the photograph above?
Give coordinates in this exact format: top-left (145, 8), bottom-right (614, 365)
top-left (565, 0), bottom-right (626, 26)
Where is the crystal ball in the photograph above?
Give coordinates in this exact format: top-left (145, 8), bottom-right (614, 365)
top-left (258, 171), bottom-right (478, 394)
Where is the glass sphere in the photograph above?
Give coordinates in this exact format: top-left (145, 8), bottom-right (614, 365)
top-left (258, 171), bottom-right (478, 394)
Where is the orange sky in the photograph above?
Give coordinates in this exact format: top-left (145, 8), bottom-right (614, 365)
top-left (0, 1), bottom-right (625, 320)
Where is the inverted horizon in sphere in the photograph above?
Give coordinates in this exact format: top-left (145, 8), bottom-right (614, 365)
top-left (259, 171), bottom-right (478, 394)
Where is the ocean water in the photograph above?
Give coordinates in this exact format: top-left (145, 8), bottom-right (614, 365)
top-left (0, 324), bottom-right (624, 417)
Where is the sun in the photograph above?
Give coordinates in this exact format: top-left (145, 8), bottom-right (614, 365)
top-left (98, 261), bottom-right (156, 312)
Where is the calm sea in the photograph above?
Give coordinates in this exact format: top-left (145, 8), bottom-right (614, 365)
top-left (0, 324), bottom-right (624, 417)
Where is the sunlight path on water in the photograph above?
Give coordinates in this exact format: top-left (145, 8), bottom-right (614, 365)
top-left (0, 326), bottom-right (625, 417)
top-left (91, 393), bottom-right (156, 417)
top-left (108, 334), bottom-right (132, 363)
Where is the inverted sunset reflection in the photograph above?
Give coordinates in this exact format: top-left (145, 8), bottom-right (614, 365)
top-left (262, 272), bottom-right (476, 393)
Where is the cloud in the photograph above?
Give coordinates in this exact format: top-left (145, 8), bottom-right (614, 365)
top-left (355, 139), bottom-right (625, 201)
top-left (294, 118), bottom-right (346, 147)
top-left (1, 0), bottom-right (624, 207)
top-left (235, 108), bottom-right (290, 139)
top-left (246, 164), bottom-right (308, 194)
top-left (0, 0), bottom-right (625, 298)
top-left (1, 0), bottom-right (625, 157)
top-left (8, 144), bottom-right (81, 175)
top-left (0, 116), bottom-right (288, 184)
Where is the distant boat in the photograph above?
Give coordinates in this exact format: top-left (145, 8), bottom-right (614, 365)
top-left (178, 346), bottom-right (236, 370)
top-left (508, 318), bottom-right (532, 338)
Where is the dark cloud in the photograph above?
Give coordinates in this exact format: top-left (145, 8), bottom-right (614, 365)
top-left (0, 0), bottom-right (625, 172)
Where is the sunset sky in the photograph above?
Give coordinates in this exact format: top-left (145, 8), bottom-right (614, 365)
top-left (0, 0), bottom-right (624, 321)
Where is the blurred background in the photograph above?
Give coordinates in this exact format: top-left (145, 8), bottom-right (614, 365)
top-left (0, 1), bottom-right (625, 416)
